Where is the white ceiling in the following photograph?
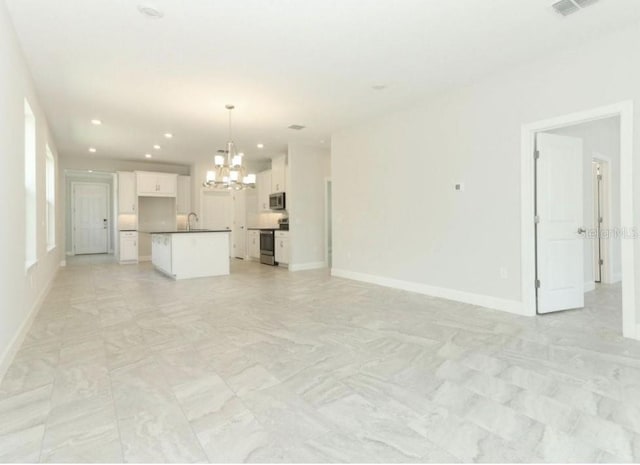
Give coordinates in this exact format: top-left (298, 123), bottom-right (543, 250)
top-left (5, 0), bottom-right (640, 165)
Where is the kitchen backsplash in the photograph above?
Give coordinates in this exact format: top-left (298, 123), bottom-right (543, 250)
top-left (247, 211), bottom-right (286, 229)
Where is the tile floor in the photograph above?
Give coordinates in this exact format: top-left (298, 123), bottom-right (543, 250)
top-left (1, 255), bottom-right (639, 463)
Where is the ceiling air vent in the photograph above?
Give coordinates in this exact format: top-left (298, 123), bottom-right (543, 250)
top-left (552, 0), bottom-right (599, 16)
top-left (573, 0), bottom-right (599, 7)
top-left (288, 124), bottom-right (306, 130)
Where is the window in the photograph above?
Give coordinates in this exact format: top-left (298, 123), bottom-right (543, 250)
top-left (46, 144), bottom-right (55, 251)
top-left (24, 99), bottom-right (37, 268)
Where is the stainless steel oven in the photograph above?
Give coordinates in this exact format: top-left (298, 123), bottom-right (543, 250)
top-left (260, 229), bottom-right (276, 265)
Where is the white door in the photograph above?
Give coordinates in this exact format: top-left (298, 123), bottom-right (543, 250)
top-left (232, 191), bottom-right (246, 258)
top-left (202, 191), bottom-right (232, 230)
top-left (74, 183), bottom-right (109, 254)
top-left (536, 133), bottom-right (584, 314)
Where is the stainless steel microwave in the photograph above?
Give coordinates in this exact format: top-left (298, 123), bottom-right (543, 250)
top-left (269, 192), bottom-right (286, 210)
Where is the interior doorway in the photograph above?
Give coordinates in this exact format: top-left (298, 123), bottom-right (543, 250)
top-left (72, 182), bottom-right (110, 255)
top-left (521, 101), bottom-right (635, 339)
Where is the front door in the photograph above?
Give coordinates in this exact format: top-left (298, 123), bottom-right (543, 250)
top-left (73, 183), bottom-right (109, 254)
top-left (536, 132), bottom-right (584, 314)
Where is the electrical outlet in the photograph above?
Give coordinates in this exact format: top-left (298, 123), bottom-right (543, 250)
top-left (455, 183), bottom-right (465, 192)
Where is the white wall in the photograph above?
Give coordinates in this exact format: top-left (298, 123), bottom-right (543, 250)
top-left (332, 23), bottom-right (640, 317)
top-left (288, 143), bottom-right (331, 269)
top-left (547, 117), bottom-right (621, 287)
top-left (0, 2), bottom-right (62, 376)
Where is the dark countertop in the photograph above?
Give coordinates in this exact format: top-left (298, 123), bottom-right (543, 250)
top-left (247, 227), bottom-right (277, 231)
top-left (139, 229), bottom-right (230, 234)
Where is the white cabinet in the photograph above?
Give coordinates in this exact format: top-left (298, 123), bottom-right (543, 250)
top-left (271, 155), bottom-right (286, 193)
top-left (247, 230), bottom-right (260, 260)
top-left (275, 231), bottom-right (289, 265)
top-left (257, 170), bottom-right (272, 211)
top-left (118, 171), bottom-right (137, 214)
top-left (151, 234), bottom-right (172, 275)
top-left (136, 171), bottom-right (177, 197)
top-left (177, 176), bottom-right (191, 214)
top-left (119, 231), bottom-right (138, 263)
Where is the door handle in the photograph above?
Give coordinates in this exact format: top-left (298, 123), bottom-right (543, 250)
top-left (577, 227), bottom-right (586, 234)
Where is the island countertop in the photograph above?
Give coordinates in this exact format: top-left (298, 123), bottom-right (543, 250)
top-left (140, 229), bottom-right (230, 234)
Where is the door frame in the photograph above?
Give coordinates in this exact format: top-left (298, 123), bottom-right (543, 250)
top-left (521, 100), bottom-right (636, 339)
top-left (324, 177), bottom-right (332, 268)
top-left (71, 181), bottom-right (111, 255)
top-left (591, 154), bottom-right (614, 285)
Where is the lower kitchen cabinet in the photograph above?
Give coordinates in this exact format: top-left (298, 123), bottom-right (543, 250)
top-left (119, 231), bottom-right (138, 263)
top-left (247, 230), bottom-right (260, 260)
top-left (275, 231), bottom-right (289, 265)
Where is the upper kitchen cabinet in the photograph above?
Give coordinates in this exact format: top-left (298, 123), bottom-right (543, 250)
top-left (271, 155), bottom-right (287, 194)
top-left (136, 171), bottom-right (177, 197)
top-left (118, 171), bottom-right (137, 213)
top-left (257, 169), bottom-right (272, 211)
top-left (176, 175), bottom-right (191, 214)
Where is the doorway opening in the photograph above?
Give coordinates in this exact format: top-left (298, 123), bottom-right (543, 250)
top-left (521, 101), bottom-right (635, 339)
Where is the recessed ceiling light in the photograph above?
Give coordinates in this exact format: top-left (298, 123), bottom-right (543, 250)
top-left (88, 147), bottom-right (97, 153)
top-left (91, 119), bottom-right (102, 125)
top-left (372, 84), bottom-right (387, 91)
top-left (153, 144), bottom-right (161, 150)
top-left (164, 133), bottom-right (173, 139)
top-left (88, 170), bottom-right (93, 173)
top-left (137, 4), bottom-right (164, 19)
top-left (257, 143), bottom-right (264, 149)
top-left (145, 153), bottom-right (152, 158)
top-left (288, 124), bottom-right (306, 130)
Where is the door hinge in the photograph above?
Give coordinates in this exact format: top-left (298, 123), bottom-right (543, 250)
top-left (534, 150), bottom-right (540, 160)
top-left (534, 215), bottom-right (540, 224)
top-left (599, 259), bottom-right (604, 265)
top-left (597, 174), bottom-right (603, 181)
top-left (599, 216), bottom-right (604, 224)
top-left (535, 279), bottom-right (541, 289)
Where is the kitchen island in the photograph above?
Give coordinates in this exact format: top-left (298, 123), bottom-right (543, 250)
top-left (146, 230), bottom-right (230, 280)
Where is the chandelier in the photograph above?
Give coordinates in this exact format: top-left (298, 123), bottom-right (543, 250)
top-left (203, 105), bottom-right (256, 190)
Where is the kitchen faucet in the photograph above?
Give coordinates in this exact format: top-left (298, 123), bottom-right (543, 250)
top-left (187, 212), bottom-right (198, 231)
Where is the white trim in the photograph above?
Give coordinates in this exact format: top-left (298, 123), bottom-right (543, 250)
top-left (0, 265), bottom-right (60, 383)
top-left (324, 177), bottom-right (332, 269)
top-left (139, 255), bottom-right (151, 262)
top-left (521, 100), bottom-right (636, 339)
top-left (290, 261), bottom-right (326, 272)
top-left (612, 271), bottom-right (622, 283)
top-left (584, 281), bottom-right (596, 293)
top-left (332, 268), bottom-right (523, 315)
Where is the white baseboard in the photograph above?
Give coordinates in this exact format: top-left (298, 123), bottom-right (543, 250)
top-left (584, 281), bottom-right (596, 292)
top-left (0, 265), bottom-right (60, 383)
top-left (65, 251), bottom-right (74, 256)
top-left (289, 262), bottom-right (327, 272)
top-left (612, 272), bottom-right (623, 284)
top-left (331, 268), bottom-right (524, 315)
top-left (139, 256), bottom-right (151, 262)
